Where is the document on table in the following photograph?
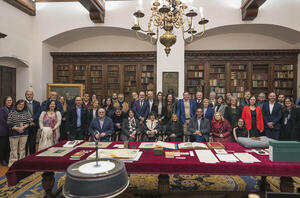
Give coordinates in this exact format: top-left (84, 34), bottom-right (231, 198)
top-left (216, 154), bottom-right (239, 162)
top-left (195, 150), bottom-right (219, 163)
top-left (234, 153), bottom-right (261, 163)
top-left (214, 149), bottom-right (227, 154)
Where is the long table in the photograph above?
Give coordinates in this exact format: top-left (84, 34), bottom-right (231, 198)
top-left (6, 141), bottom-right (300, 196)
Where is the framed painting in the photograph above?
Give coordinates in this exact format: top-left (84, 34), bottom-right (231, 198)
top-left (162, 72), bottom-right (179, 97)
top-left (47, 83), bottom-right (83, 99)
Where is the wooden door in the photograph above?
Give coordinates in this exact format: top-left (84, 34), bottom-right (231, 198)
top-left (0, 66), bottom-right (16, 103)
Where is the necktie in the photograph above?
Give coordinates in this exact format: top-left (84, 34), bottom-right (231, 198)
top-left (140, 100), bottom-right (143, 108)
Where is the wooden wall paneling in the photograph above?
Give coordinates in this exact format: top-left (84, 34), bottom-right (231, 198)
top-left (225, 62), bottom-right (231, 94)
top-left (247, 62), bottom-right (252, 94)
top-left (136, 63), bottom-right (142, 93)
top-left (293, 61), bottom-right (298, 101)
top-left (269, 63), bottom-right (275, 92)
top-left (119, 64), bottom-right (124, 94)
top-left (103, 64), bottom-right (108, 97)
top-left (204, 62), bottom-right (210, 98)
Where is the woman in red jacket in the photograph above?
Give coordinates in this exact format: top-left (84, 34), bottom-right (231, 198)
top-left (211, 112), bottom-right (233, 142)
top-left (241, 95), bottom-right (264, 137)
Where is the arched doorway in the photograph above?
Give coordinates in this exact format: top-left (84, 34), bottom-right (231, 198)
top-left (0, 66), bottom-right (16, 103)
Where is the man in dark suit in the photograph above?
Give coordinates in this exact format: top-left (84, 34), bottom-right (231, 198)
top-left (187, 108), bottom-right (211, 142)
top-left (41, 91), bottom-right (63, 115)
top-left (66, 96), bottom-right (89, 140)
top-left (262, 92), bottom-right (282, 140)
top-left (25, 90), bottom-right (41, 155)
top-left (147, 90), bottom-right (155, 113)
top-left (89, 108), bottom-right (114, 141)
top-left (195, 91), bottom-right (204, 109)
top-left (133, 91), bottom-right (150, 123)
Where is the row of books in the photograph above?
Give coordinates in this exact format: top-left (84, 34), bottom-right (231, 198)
top-left (90, 84), bottom-right (103, 89)
top-left (187, 71), bottom-right (203, 78)
top-left (186, 87), bottom-right (202, 93)
top-left (210, 73), bottom-right (225, 79)
top-left (124, 65), bottom-right (136, 71)
top-left (141, 72), bottom-right (153, 77)
top-left (274, 81), bottom-right (293, 87)
top-left (107, 66), bottom-right (119, 71)
top-left (90, 78), bottom-right (102, 83)
top-left (141, 77), bottom-right (153, 83)
top-left (141, 65), bottom-right (154, 71)
top-left (275, 89), bottom-right (293, 96)
top-left (90, 71), bottom-right (102, 77)
top-left (90, 65), bottom-right (102, 71)
top-left (124, 75), bottom-right (136, 81)
top-left (57, 71), bottom-right (69, 76)
top-left (232, 93), bottom-right (244, 98)
top-left (108, 71), bottom-right (119, 77)
top-left (57, 65), bottom-right (69, 71)
top-left (230, 86), bottom-right (245, 92)
top-left (252, 80), bottom-right (268, 87)
top-left (210, 87), bottom-right (225, 94)
top-left (124, 87), bottom-right (136, 92)
top-left (73, 71), bottom-right (86, 76)
top-left (231, 72), bottom-right (247, 79)
top-left (274, 71), bottom-right (293, 79)
top-left (274, 65), bottom-right (293, 71)
top-left (210, 67), bottom-right (225, 73)
top-left (187, 65), bottom-right (204, 70)
top-left (252, 73), bottom-right (268, 80)
top-left (73, 76), bottom-right (86, 80)
top-left (107, 78), bottom-right (119, 83)
top-left (74, 65), bottom-right (86, 71)
top-left (107, 84), bottom-right (119, 89)
top-left (231, 65), bottom-right (246, 70)
top-left (124, 81), bottom-right (136, 86)
top-left (231, 80), bottom-right (247, 87)
top-left (186, 79), bottom-right (202, 86)
top-left (56, 77), bottom-right (69, 83)
top-left (209, 79), bottom-right (225, 86)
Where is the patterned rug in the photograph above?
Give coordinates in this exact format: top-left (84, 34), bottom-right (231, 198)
top-left (1, 172), bottom-right (299, 197)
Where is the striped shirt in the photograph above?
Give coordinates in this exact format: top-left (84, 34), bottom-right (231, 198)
top-left (7, 110), bottom-right (32, 128)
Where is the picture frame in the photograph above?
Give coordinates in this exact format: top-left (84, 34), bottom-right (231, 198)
top-left (162, 72), bottom-right (179, 97)
top-left (47, 83), bottom-right (83, 99)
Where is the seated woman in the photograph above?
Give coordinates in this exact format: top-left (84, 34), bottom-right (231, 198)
top-left (234, 118), bottom-right (271, 148)
top-left (141, 112), bottom-right (160, 142)
top-left (120, 109), bottom-right (140, 141)
top-left (39, 100), bottom-right (62, 150)
top-left (165, 114), bottom-right (183, 142)
top-left (202, 98), bottom-right (214, 123)
top-left (211, 112), bottom-right (233, 142)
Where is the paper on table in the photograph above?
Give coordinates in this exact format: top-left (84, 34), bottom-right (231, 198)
top-left (113, 144), bottom-right (125, 149)
top-left (139, 142), bottom-right (156, 149)
top-left (155, 141), bottom-right (176, 150)
top-left (216, 154), bottom-right (239, 162)
top-left (123, 152), bottom-right (143, 162)
top-left (195, 150), bottom-right (219, 163)
top-left (234, 153), bottom-right (261, 163)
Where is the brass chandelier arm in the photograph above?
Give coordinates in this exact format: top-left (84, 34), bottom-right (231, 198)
top-left (193, 24), bottom-right (206, 38)
top-left (135, 31), bottom-right (150, 41)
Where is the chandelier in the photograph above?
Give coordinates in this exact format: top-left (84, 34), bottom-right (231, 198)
top-left (131, 0), bottom-right (209, 56)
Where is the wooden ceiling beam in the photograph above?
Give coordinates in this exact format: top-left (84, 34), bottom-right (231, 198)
top-left (0, 33), bottom-right (7, 38)
top-left (241, 0), bottom-right (266, 20)
top-left (79, 0), bottom-right (105, 23)
top-left (4, 0), bottom-right (36, 16)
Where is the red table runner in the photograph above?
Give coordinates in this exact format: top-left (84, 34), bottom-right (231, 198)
top-left (6, 141), bottom-right (300, 187)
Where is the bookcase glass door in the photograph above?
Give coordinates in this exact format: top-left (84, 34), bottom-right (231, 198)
top-left (141, 64), bottom-right (155, 92)
top-left (209, 64), bottom-right (226, 98)
top-left (106, 65), bottom-right (120, 97)
top-left (230, 64), bottom-right (248, 99)
top-left (123, 64), bottom-right (137, 101)
top-left (251, 64), bottom-right (269, 96)
top-left (186, 64), bottom-right (205, 99)
top-left (89, 64), bottom-right (104, 99)
top-left (73, 65), bottom-right (87, 91)
top-left (56, 65), bottom-right (70, 83)
top-left (274, 64), bottom-right (294, 99)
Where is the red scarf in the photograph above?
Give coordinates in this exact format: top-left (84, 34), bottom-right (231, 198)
top-left (212, 120), bottom-right (224, 133)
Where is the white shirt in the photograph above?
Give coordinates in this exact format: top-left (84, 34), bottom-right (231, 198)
top-left (203, 108), bottom-right (207, 116)
top-left (269, 102), bottom-right (275, 114)
top-left (149, 100), bottom-right (153, 111)
top-left (93, 109), bottom-right (97, 119)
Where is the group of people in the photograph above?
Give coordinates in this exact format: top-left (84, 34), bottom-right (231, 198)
top-left (0, 89), bottom-right (300, 167)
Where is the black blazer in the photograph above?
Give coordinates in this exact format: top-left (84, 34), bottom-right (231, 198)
top-left (292, 107), bottom-right (300, 141)
top-left (120, 118), bottom-right (141, 141)
top-left (262, 102), bottom-right (282, 130)
top-left (165, 121), bottom-right (183, 138)
top-left (66, 107), bottom-right (89, 132)
top-left (87, 108), bottom-right (98, 126)
top-left (25, 100), bottom-right (41, 124)
top-left (41, 99), bottom-right (63, 116)
top-left (224, 106), bottom-right (242, 127)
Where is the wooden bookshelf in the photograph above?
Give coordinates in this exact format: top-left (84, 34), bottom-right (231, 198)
top-left (209, 64), bottom-right (226, 98)
top-left (185, 64), bottom-right (205, 99)
top-left (55, 65), bottom-right (70, 83)
top-left (141, 64), bottom-right (155, 92)
top-left (274, 64), bottom-right (294, 98)
top-left (89, 64), bottom-right (104, 99)
top-left (230, 64), bottom-right (248, 99)
top-left (185, 50), bottom-right (298, 101)
top-left (123, 64), bottom-right (137, 100)
top-left (73, 65), bottom-right (87, 91)
top-left (106, 65), bottom-right (120, 97)
top-left (251, 64), bottom-right (269, 96)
